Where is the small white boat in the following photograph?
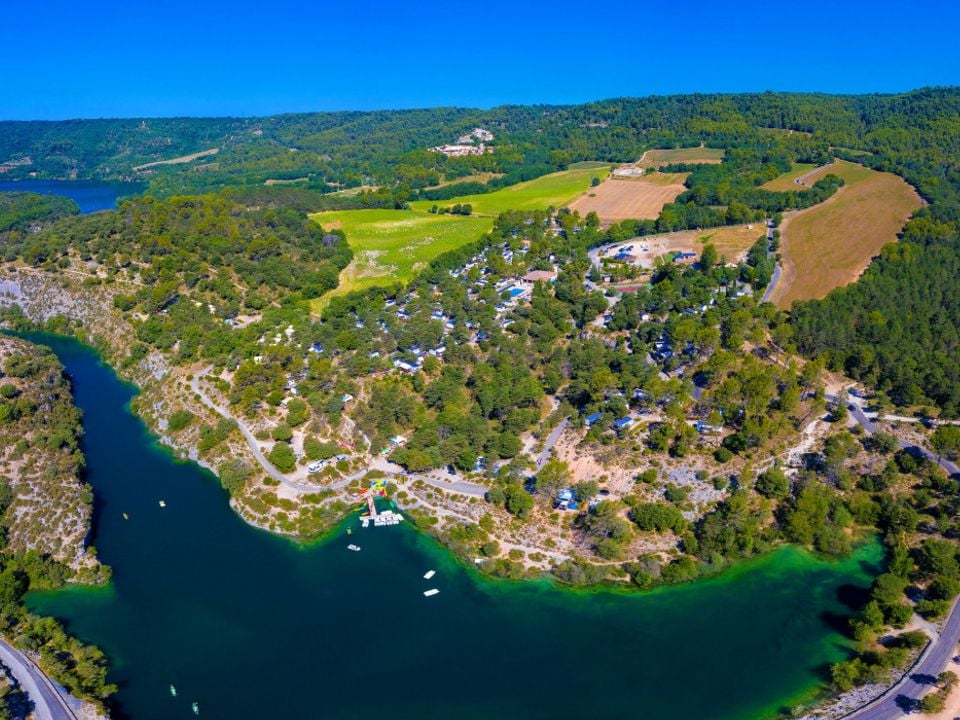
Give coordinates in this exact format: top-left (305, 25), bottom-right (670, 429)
top-left (347, 544), bottom-right (361, 552)
top-left (159, 500), bottom-right (166, 508)
top-left (170, 684), bottom-right (176, 697)
top-left (192, 701), bottom-right (199, 715)
top-left (423, 588), bottom-right (439, 597)
top-left (423, 570), bottom-right (436, 580)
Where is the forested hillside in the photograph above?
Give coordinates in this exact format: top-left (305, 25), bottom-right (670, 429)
top-left (3, 88), bottom-right (960, 413)
top-left (789, 90), bottom-right (960, 416)
top-left (2, 89), bottom-right (956, 200)
top-left (0, 192), bottom-right (78, 233)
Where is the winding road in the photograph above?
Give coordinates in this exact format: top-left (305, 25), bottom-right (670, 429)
top-left (845, 598), bottom-right (960, 719)
top-left (838, 395), bottom-right (960, 477)
top-left (829, 394), bottom-right (960, 719)
top-left (190, 368), bottom-right (490, 498)
top-left (0, 636), bottom-right (76, 720)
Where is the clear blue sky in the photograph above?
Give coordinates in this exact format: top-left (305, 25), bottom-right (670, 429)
top-left (4, 0), bottom-right (958, 119)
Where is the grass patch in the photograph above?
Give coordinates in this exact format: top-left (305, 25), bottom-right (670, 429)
top-left (568, 161), bottom-right (617, 170)
top-left (770, 160), bottom-right (922, 308)
top-left (309, 210), bottom-right (492, 307)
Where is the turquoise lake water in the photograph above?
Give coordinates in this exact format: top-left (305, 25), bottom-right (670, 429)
top-left (20, 333), bottom-right (881, 720)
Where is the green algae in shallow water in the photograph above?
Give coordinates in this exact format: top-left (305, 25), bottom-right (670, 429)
top-left (22, 334), bottom-right (882, 720)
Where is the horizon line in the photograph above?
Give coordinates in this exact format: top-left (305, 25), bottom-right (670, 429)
top-left (1, 86), bottom-right (955, 124)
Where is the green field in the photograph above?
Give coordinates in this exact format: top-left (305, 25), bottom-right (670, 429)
top-left (309, 210), bottom-right (492, 302)
top-left (567, 160), bottom-right (617, 170)
top-left (408, 166), bottom-right (605, 216)
top-left (310, 167), bottom-right (604, 308)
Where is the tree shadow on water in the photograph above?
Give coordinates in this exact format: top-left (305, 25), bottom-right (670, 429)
top-left (836, 582), bottom-right (871, 611)
top-left (820, 610), bottom-right (853, 634)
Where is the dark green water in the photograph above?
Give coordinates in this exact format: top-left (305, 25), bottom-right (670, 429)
top-left (21, 334), bottom-right (881, 720)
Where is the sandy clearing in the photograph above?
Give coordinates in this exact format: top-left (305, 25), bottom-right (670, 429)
top-left (599, 224), bottom-right (765, 268)
top-left (132, 147), bottom-right (219, 171)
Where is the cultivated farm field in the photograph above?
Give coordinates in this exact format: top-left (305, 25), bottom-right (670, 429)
top-left (637, 147), bottom-right (725, 168)
top-left (310, 167), bottom-right (604, 308)
top-left (309, 209), bottom-right (492, 302)
top-left (409, 166), bottom-right (604, 216)
top-left (569, 173), bottom-right (687, 223)
top-left (769, 160), bottom-right (922, 308)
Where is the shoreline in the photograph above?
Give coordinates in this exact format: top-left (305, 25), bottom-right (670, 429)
top-left (15, 331), bottom-right (896, 720)
top-left (17, 329), bottom-right (889, 594)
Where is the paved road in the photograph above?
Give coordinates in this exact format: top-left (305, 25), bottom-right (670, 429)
top-left (760, 218), bottom-right (782, 304)
top-left (190, 369), bottom-right (384, 493)
top-left (835, 395), bottom-right (960, 477)
top-left (191, 369), bottom-right (491, 497)
top-left (416, 473), bottom-right (488, 497)
top-left (846, 598), bottom-right (960, 719)
top-left (0, 636), bottom-right (76, 720)
top-left (794, 160), bottom-right (834, 187)
top-left (825, 395), bottom-right (960, 718)
top-left (760, 264), bottom-right (782, 303)
top-left (761, 162), bottom-right (834, 304)
top-left (536, 417), bottom-right (569, 469)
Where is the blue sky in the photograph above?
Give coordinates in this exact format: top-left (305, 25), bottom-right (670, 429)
top-left (4, 0), bottom-right (958, 119)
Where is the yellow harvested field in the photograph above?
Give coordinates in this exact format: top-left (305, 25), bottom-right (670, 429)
top-left (691, 225), bottom-right (768, 262)
top-left (569, 175), bottom-right (687, 223)
top-left (769, 160), bottom-right (922, 308)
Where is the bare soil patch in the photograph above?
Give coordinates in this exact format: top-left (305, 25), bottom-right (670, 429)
top-left (132, 147), bottom-right (219, 171)
top-left (602, 224), bottom-right (765, 268)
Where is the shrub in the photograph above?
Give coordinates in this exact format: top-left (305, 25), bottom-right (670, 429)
top-left (304, 437), bottom-right (340, 461)
top-left (218, 460), bottom-right (253, 494)
top-left (631, 502), bottom-right (686, 533)
top-left (272, 424), bottom-right (293, 442)
top-left (756, 465), bottom-right (790, 499)
top-left (167, 410), bottom-right (194, 433)
top-left (267, 443), bottom-right (296, 473)
top-left (917, 598), bottom-right (951, 620)
top-left (714, 447), bottom-right (733, 463)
